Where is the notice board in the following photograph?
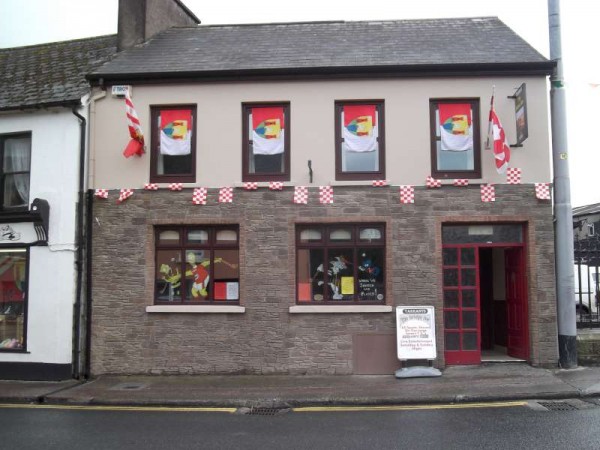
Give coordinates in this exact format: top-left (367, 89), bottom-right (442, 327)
top-left (396, 306), bottom-right (437, 360)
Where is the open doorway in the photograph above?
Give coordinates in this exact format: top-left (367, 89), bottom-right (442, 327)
top-left (479, 247), bottom-right (528, 362)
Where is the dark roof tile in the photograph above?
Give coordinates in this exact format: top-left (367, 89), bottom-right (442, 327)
top-left (90, 17), bottom-right (550, 79)
top-left (0, 35), bottom-right (117, 111)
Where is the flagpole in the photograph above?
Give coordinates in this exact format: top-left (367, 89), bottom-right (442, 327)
top-left (485, 85), bottom-right (495, 150)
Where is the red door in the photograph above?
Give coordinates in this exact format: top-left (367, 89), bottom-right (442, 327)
top-left (505, 248), bottom-right (529, 360)
top-left (443, 246), bottom-right (481, 365)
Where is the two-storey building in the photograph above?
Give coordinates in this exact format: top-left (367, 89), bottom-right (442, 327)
top-left (87, 17), bottom-right (558, 374)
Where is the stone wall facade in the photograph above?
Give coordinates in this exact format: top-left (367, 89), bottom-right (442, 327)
top-left (89, 184), bottom-right (558, 375)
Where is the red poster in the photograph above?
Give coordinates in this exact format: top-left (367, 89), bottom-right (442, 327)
top-left (343, 104), bottom-right (376, 127)
top-left (214, 282), bottom-right (227, 301)
top-left (252, 107), bottom-right (285, 131)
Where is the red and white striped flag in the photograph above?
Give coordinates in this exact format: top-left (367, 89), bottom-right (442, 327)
top-left (122, 91), bottom-right (145, 158)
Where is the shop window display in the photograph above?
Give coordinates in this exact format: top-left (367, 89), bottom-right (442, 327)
top-left (0, 249), bottom-right (27, 351)
top-left (155, 226), bottom-right (239, 304)
top-left (296, 224), bottom-right (385, 304)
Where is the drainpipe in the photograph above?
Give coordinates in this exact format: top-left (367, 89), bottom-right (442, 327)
top-left (71, 105), bottom-right (86, 379)
top-left (549, 0), bottom-right (577, 368)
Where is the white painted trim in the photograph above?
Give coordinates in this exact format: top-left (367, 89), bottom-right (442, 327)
top-left (146, 305), bottom-right (246, 314)
top-left (289, 305), bottom-right (393, 314)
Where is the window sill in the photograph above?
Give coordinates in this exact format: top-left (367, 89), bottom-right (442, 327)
top-left (146, 305), bottom-right (245, 314)
top-left (289, 305), bottom-right (392, 314)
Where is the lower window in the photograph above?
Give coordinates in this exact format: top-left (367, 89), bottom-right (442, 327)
top-left (0, 248), bottom-right (27, 351)
top-left (296, 224), bottom-right (385, 304)
top-left (155, 226), bottom-right (240, 304)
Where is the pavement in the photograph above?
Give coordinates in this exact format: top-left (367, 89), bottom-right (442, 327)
top-left (1, 363), bottom-right (600, 408)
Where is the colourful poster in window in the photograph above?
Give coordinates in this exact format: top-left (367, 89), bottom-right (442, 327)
top-left (439, 103), bottom-right (472, 151)
top-left (252, 107), bottom-right (285, 155)
top-left (342, 104), bottom-right (378, 153)
top-left (298, 282), bottom-right (311, 302)
top-left (341, 276), bottom-right (355, 295)
top-left (160, 109), bottom-right (192, 155)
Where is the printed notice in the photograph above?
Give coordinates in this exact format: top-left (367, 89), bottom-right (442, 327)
top-left (396, 306), bottom-right (437, 360)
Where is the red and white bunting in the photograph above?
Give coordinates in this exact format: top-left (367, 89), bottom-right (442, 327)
top-left (192, 187), bottom-right (207, 205)
top-left (453, 179), bottom-right (469, 187)
top-left (293, 186), bottom-right (309, 204)
top-left (372, 180), bottom-right (389, 187)
top-left (481, 184), bottom-right (495, 202)
top-left (319, 186), bottom-right (334, 204)
top-left (399, 185), bottom-right (415, 204)
top-left (169, 183), bottom-right (183, 191)
top-left (535, 183), bottom-right (551, 200)
top-left (144, 183), bottom-right (159, 191)
top-left (506, 168), bottom-right (522, 185)
top-left (269, 181), bottom-right (284, 191)
top-left (243, 182), bottom-right (258, 190)
top-left (219, 187), bottom-right (234, 203)
top-left (94, 189), bottom-right (109, 199)
top-left (117, 189), bottom-right (134, 203)
top-left (426, 176), bottom-right (442, 188)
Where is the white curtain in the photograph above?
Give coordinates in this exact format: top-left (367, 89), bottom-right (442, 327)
top-left (4, 137), bottom-right (30, 207)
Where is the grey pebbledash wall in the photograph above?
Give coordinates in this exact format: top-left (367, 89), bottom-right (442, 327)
top-left (89, 184), bottom-right (558, 375)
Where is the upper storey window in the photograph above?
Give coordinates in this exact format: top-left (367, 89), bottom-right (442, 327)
top-left (0, 133), bottom-right (31, 209)
top-left (242, 103), bottom-right (290, 182)
top-left (150, 105), bottom-right (197, 183)
top-left (429, 99), bottom-right (481, 179)
top-left (335, 100), bottom-right (385, 181)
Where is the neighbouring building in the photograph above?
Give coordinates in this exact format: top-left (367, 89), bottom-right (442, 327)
top-left (0, 36), bottom-right (116, 380)
top-left (86, 15), bottom-right (559, 375)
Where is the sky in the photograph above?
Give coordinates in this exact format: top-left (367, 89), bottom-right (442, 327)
top-left (0, 0), bottom-right (598, 206)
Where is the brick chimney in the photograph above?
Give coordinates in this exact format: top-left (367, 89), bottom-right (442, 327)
top-left (117, 0), bottom-right (200, 52)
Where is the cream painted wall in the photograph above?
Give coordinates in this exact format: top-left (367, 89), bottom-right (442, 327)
top-left (91, 76), bottom-right (551, 188)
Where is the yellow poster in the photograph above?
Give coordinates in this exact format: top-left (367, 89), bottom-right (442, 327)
top-left (341, 277), bottom-right (354, 295)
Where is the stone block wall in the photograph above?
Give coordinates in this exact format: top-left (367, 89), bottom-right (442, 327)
top-left (90, 184), bottom-right (558, 375)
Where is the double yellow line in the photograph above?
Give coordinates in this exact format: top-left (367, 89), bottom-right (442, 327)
top-left (0, 400), bottom-right (526, 413)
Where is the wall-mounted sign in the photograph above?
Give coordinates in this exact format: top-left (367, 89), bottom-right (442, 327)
top-left (0, 198), bottom-right (49, 246)
top-left (396, 306), bottom-right (437, 360)
top-left (111, 85), bottom-right (131, 98)
top-left (514, 83), bottom-right (528, 145)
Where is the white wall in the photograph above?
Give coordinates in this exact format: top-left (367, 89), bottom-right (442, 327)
top-left (91, 76), bottom-right (551, 188)
top-left (0, 108), bottom-right (82, 364)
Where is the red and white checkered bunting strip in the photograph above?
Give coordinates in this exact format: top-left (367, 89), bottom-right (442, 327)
top-left (399, 185), bottom-right (415, 204)
top-left (319, 186), bottom-right (334, 204)
top-left (506, 168), bottom-right (522, 185)
top-left (426, 176), bottom-right (442, 188)
top-left (144, 183), bottom-right (159, 191)
top-left (192, 187), bottom-right (207, 205)
top-left (535, 183), bottom-right (551, 200)
top-left (453, 179), bottom-right (469, 187)
top-left (269, 181), bottom-right (284, 191)
top-left (293, 186), bottom-right (309, 204)
top-left (481, 184), bottom-right (495, 202)
top-left (243, 182), bottom-right (258, 190)
top-left (168, 183), bottom-right (183, 191)
top-left (219, 187), bottom-right (234, 203)
top-left (372, 180), bottom-right (389, 187)
top-left (117, 189), bottom-right (134, 203)
top-left (94, 189), bottom-right (109, 199)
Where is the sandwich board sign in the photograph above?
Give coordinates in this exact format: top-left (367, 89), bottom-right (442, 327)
top-left (395, 306), bottom-right (441, 378)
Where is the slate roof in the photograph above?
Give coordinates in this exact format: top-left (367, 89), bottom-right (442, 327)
top-left (89, 17), bottom-right (553, 82)
top-left (0, 35), bottom-right (117, 111)
top-left (574, 204), bottom-right (600, 218)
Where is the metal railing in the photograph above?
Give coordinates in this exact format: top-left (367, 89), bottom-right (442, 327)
top-left (574, 239), bottom-right (600, 328)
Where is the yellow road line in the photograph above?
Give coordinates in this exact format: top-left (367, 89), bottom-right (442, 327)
top-left (0, 404), bottom-right (237, 413)
top-left (293, 401), bottom-right (528, 413)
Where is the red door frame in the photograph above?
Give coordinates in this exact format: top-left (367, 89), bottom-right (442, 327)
top-left (443, 242), bottom-right (528, 365)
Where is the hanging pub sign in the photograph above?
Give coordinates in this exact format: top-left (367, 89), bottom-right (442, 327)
top-left (513, 83), bottom-right (528, 145)
top-left (396, 306), bottom-right (437, 360)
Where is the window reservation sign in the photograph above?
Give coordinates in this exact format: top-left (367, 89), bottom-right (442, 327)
top-left (396, 306), bottom-right (437, 360)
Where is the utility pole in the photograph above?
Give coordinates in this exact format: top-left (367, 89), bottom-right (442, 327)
top-left (548, 0), bottom-right (577, 368)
